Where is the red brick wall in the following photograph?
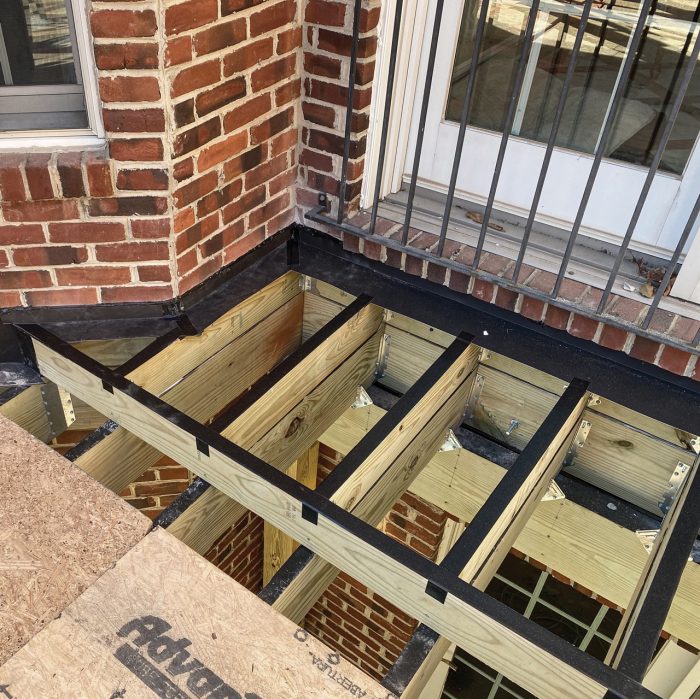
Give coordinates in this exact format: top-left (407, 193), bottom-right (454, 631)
top-left (304, 444), bottom-right (448, 681)
top-left (204, 510), bottom-right (265, 593)
top-left (0, 0), bottom-right (173, 307)
top-left (167, 0), bottom-right (301, 294)
top-left (297, 0), bottom-right (380, 219)
top-left (297, 2), bottom-right (700, 379)
top-left (0, 0), bottom-right (302, 308)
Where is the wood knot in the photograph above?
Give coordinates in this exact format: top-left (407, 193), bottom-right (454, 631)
top-left (285, 416), bottom-right (304, 438)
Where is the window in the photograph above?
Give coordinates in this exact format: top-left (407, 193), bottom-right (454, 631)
top-left (0, 0), bottom-right (102, 140)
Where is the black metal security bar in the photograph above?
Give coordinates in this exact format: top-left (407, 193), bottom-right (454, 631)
top-left (16, 320), bottom-right (660, 698)
top-left (312, 0), bottom-right (700, 346)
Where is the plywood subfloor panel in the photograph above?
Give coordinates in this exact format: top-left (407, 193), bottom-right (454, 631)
top-left (0, 414), bottom-right (150, 665)
top-left (0, 528), bottom-right (390, 699)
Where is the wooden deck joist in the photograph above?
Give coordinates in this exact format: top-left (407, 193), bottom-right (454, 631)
top-left (20, 322), bottom-right (659, 699)
top-left (607, 455), bottom-right (700, 680)
top-left (260, 333), bottom-right (478, 622)
top-left (164, 294), bottom-right (383, 554)
top-left (320, 404), bottom-right (700, 649)
top-left (384, 379), bottom-right (590, 697)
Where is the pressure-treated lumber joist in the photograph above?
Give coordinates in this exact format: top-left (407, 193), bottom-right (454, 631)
top-left (264, 442), bottom-right (320, 584)
top-left (606, 456), bottom-right (700, 681)
top-left (384, 379), bottom-right (590, 698)
top-left (72, 272), bottom-right (303, 492)
top-left (0, 382), bottom-right (74, 442)
top-left (165, 297), bottom-right (384, 554)
top-left (260, 333), bottom-right (479, 622)
top-left (320, 405), bottom-right (700, 649)
top-left (22, 326), bottom-right (655, 699)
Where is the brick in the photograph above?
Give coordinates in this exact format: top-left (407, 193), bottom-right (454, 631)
top-left (116, 168), bottom-right (169, 191)
top-left (25, 288), bottom-right (99, 306)
top-left (96, 241), bottom-right (169, 262)
top-left (194, 18), bottom-right (246, 56)
top-left (98, 75), bottom-right (155, 106)
top-left (84, 153), bottom-right (114, 197)
top-left (166, 36), bottom-right (192, 67)
top-left (174, 158), bottom-right (194, 182)
top-left (174, 99), bottom-right (196, 129)
top-left (174, 171), bottom-right (218, 208)
top-left (248, 191), bottom-right (290, 229)
top-left (360, 6), bottom-right (381, 32)
top-left (223, 37), bottom-right (274, 75)
top-left (305, 0), bottom-right (346, 25)
top-left (111, 138), bottom-right (164, 161)
top-left (544, 304), bottom-right (570, 330)
top-left (307, 128), bottom-right (365, 158)
top-left (49, 222), bottom-right (124, 243)
top-left (13, 246), bottom-right (87, 267)
top-left (171, 59), bottom-right (220, 98)
top-left (3, 200), bottom-right (79, 222)
top-left (179, 254), bottom-right (223, 294)
top-left (165, 0), bottom-right (218, 35)
top-left (245, 152), bottom-right (288, 190)
top-left (250, 1), bottom-right (296, 36)
top-left (250, 107), bottom-right (293, 145)
top-left (0, 156), bottom-right (25, 201)
top-left (57, 153), bottom-right (85, 198)
top-left (494, 286), bottom-right (518, 311)
top-left (222, 93), bottom-right (271, 133)
top-left (302, 102), bottom-right (336, 128)
top-left (102, 285), bottom-right (172, 303)
top-left (277, 26), bottom-right (301, 54)
top-left (176, 213), bottom-right (219, 254)
top-left (198, 131), bottom-right (248, 171)
top-left (471, 278), bottom-right (495, 302)
top-left (0, 291), bottom-right (21, 308)
top-left (658, 346), bottom-right (692, 375)
top-left (138, 265), bottom-right (171, 283)
top-left (629, 335), bottom-right (661, 363)
top-left (520, 295), bottom-right (545, 322)
top-left (221, 0), bottom-right (267, 14)
top-left (174, 207), bottom-right (196, 234)
top-left (103, 108), bottom-right (165, 133)
top-left (91, 9), bottom-right (157, 38)
top-left (87, 196), bottom-right (168, 217)
top-left (174, 118), bottom-right (222, 157)
top-left (599, 324), bottom-right (628, 351)
top-left (56, 266), bottom-right (131, 286)
top-left (222, 228), bottom-right (264, 264)
top-left (0, 269), bottom-right (52, 289)
top-left (94, 42), bottom-right (159, 70)
top-left (276, 78), bottom-right (300, 106)
top-left (317, 29), bottom-right (376, 59)
top-left (24, 154), bottom-right (54, 200)
top-left (131, 218), bottom-right (170, 239)
top-left (306, 78), bottom-right (371, 109)
top-left (223, 145), bottom-right (265, 181)
top-left (0, 224), bottom-right (44, 245)
top-left (304, 52), bottom-right (341, 79)
top-left (196, 78), bottom-right (246, 117)
top-left (251, 54), bottom-right (296, 91)
top-left (569, 313), bottom-right (599, 341)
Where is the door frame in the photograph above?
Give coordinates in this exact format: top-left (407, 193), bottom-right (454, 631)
top-left (363, 0), bottom-right (700, 303)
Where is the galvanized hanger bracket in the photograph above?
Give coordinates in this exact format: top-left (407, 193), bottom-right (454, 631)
top-left (439, 429), bottom-right (461, 453)
top-left (299, 274), bottom-right (315, 292)
top-left (635, 529), bottom-right (696, 562)
top-left (478, 348), bottom-right (492, 363)
top-left (587, 394), bottom-right (602, 408)
top-left (564, 419), bottom-right (591, 467)
top-left (541, 480), bottom-right (566, 502)
top-left (690, 435), bottom-right (700, 455)
top-left (658, 461), bottom-right (691, 515)
top-left (464, 373), bottom-right (484, 421)
top-left (375, 334), bottom-right (391, 379)
top-left (351, 386), bottom-right (373, 410)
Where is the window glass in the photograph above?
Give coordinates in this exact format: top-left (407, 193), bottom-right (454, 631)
top-left (446, 0), bottom-right (700, 175)
top-left (0, 0), bottom-right (88, 131)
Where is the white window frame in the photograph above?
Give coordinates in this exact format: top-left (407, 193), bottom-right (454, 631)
top-left (364, 0), bottom-right (700, 305)
top-left (0, 0), bottom-right (105, 151)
